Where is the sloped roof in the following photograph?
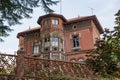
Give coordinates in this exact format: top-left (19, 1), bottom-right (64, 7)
top-left (65, 15), bottom-right (104, 34)
top-left (37, 13), bottom-right (67, 25)
top-left (17, 14), bottom-right (104, 38)
top-left (17, 27), bottom-right (40, 38)
top-left (67, 16), bottom-right (87, 22)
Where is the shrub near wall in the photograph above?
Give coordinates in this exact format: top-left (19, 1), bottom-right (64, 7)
top-left (93, 77), bottom-right (120, 80)
top-left (50, 75), bottom-right (87, 80)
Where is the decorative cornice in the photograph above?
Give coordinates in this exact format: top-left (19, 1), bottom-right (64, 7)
top-left (37, 13), bottom-right (67, 25)
top-left (17, 27), bottom-right (40, 38)
top-left (17, 14), bottom-right (104, 38)
top-left (64, 15), bottom-right (103, 34)
top-left (66, 49), bottom-right (94, 56)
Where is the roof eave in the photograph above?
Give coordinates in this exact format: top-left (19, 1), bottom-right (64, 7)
top-left (37, 13), bottom-right (67, 25)
top-left (92, 15), bottom-right (104, 34)
top-left (64, 15), bottom-right (104, 34)
top-left (17, 28), bottom-right (40, 38)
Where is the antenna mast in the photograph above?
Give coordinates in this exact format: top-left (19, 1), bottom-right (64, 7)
top-left (90, 7), bottom-right (94, 15)
top-left (60, 0), bottom-right (62, 14)
top-left (91, 8), bottom-right (94, 15)
top-left (88, 7), bottom-right (94, 15)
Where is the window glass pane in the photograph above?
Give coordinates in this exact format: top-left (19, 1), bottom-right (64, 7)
top-left (45, 42), bottom-right (49, 47)
top-left (71, 60), bottom-right (76, 62)
top-left (72, 35), bottom-right (79, 47)
top-left (33, 45), bottom-right (39, 54)
top-left (44, 38), bottom-right (50, 47)
top-left (44, 19), bottom-right (50, 27)
top-left (52, 54), bottom-right (59, 59)
top-left (52, 19), bottom-right (58, 25)
top-left (52, 37), bottom-right (58, 46)
top-left (60, 39), bottom-right (63, 48)
top-left (43, 54), bottom-right (49, 59)
top-left (78, 59), bottom-right (84, 62)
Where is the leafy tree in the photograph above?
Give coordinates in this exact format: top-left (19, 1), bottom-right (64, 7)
top-left (86, 10), bottom-right (120, 78)
top-left (0, 0), bottom-right (59, 41)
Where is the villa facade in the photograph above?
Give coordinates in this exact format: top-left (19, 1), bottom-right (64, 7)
top-left (17, 13), bottom-right (103, 61)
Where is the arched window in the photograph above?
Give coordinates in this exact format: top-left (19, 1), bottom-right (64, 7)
top-left (78, 59), bottom-right (84, 62)
top-left (71, 60), bottom-right (76, 62)
top-left (72, 35), bottom-right (79, 48)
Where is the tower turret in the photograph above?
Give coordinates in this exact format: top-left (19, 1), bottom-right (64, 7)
top-left (37, 13), bottom-right (67, 60)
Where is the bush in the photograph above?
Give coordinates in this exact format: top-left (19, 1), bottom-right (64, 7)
top-left (50, 75), bottom-right (86, 80)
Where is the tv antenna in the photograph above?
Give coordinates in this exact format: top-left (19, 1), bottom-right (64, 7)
top-left (60, 0), bottom-right (62, 14)
top-left (88, 7), bottom-right (95, 15)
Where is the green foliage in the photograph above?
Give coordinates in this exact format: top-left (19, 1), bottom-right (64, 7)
top-left (0, 67), bottom-right (16, 75)
top-left (0, 24), bottom-right (13, 42)
top-left (93, 77), bottom-right (113, 80)
top-left (0, 68), bottom-right (8, 74)
top-left (0, 0), bottom-right (59, 41)
top-left (50, 75), bottom-right (85, 80)
top-left (50, 67), bottom-right (87, 80)
top-left (86, 10), bottom-right (120, 78)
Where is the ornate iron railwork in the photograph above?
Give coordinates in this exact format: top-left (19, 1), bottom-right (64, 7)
top-left (0, 54), bottom-right (17, 75)
top-left (0, 53), bottom-right (93, 79)
top-left (24, 56), bottom-right (92, 79)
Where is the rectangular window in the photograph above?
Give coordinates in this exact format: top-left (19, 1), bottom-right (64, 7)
top-left (44, 38), bottom-right (50, 47)
top-left (60, 39), bottom-right (63, 48)
top-left (52, 37), bottom-right (58, 46)
top-left (52, 54), bottom-right (59, 60)
top-left (43, 54), bottom-right (49, 59)
top-left (44, 19), bottom-right (50, 27)
top-left (33, 43), bottom-right (39, 54)
top-left (72, 35), bottom-right (79, 48)
top-left (52, 19), bottom-right (58, 25)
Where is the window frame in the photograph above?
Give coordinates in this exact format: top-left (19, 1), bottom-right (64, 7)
top-left (78, 58), bottom-right (84, 62)
top-left (72, 35), bottom-right (80, 48)
top-left (52, 37), bottom-right (59, 47)
top-left (33, 43), bottom-right (39, 55)
top-left (43, 19), bottom-right (50, 27)
top-left (52, 19), bottom-right (59, 25)
top-left (44, 37), bottom-right (50, 47)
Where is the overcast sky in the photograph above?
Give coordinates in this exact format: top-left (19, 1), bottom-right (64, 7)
top-left (0, 0), bottom-right (120, 54)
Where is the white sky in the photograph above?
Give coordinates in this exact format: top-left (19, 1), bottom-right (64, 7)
top-left (0, 0), bottom-right (120, 54)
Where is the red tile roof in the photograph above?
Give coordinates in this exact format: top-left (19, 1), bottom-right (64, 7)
top-left (17, 27), bottom-right (40, 38)
top-left (37, 13), bottom-right (67, 25)
top-left (67, 16), bottom-right (87, 22)
top-left (17, 14), bottom-right (104, 38)
top-left (65, 15), bottom-right (104, 34)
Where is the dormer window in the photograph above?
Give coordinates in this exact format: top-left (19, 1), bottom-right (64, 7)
top-left (72, 35), bottom-right (79, 48)
top-left (52, 19), bottom-right (58, 25)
